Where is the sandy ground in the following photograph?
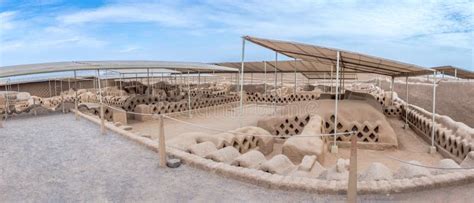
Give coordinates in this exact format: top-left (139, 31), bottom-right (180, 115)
top-left (131, 103), bottom-right (284, 139)
top-left (323, 118), bottom-right (444, 171)
top-left (1, 113), bottom-right (473, 202)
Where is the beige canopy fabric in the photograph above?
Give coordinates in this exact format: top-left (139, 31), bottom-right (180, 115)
top-left (303, 72), bottom-right (358, 80)
top-left (243, 36), bottom-right (432, 77)
top-left (0, 60), bottom-right (237, 78)
top-left (216, 60), bottom-right (360, 74)
top-left (432, 66), bottom-right (474, 79)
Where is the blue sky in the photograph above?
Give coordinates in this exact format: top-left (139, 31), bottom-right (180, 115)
top-left (0, 0), bottom-right (473, 70)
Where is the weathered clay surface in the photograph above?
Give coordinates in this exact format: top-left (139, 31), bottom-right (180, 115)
top-left (395, 161), bottom-right (431, 179)
top-left (360, 162), bottom-right (393, 181)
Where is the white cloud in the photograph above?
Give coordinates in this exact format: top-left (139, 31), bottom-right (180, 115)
top-left (1, 25), bottom-right (106, 53)
top-left (0, 11), bottom-right (17, 30)
top-left (118, 46), bottom-right (140, 53)
top-left (58, 3), bottom-right (200, 28)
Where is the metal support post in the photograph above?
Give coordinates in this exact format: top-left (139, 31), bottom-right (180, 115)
top-left (239, 38), bottom-right (245, 127)
top-left (187, 71), bottom-right (192, 118)
top-left (294, 58), bottom-right (297, 94)
top-left (430, 71), bottom-right (437, 154)
top-left (331, 51), bottom-right (341, 153)
top-left (264, 61), bottom-right (267, 94)
top-left (390, 76), bottom-right (395, 105)
top-left (404, 75), bottom-right (409, 129)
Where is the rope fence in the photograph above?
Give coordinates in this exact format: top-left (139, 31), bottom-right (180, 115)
top-left (95, 103), bottom-right (354, 139)
top-left (382, 154), bottom-right (474, 170)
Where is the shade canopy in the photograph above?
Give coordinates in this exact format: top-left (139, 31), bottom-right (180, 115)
top-left (431, 66), bottom-right (474, 79)
top-left (216, 60), bottom-right (359, 74)
top-left (0, 60), bottom-right (238, 78)
top-left (243, 36), bottom-right (432, 77)
top-left (303, 72), bottom-right (358, 80)
top-left (109, 68), bottom-right (181, 75)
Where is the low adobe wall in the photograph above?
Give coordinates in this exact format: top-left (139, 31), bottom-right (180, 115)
top-left (74, 109), bottom-right (474, 195)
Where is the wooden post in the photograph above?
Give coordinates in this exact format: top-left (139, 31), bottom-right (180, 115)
top-left (347, 132), bottom-right (358, 202)
top-left (159, 115), bottom-right (167, 167)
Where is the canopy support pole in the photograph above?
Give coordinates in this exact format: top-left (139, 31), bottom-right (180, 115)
top-left (48, 79), bottom-right (52, 97)
top-left (74, 71), bottom-right (79, 121)
top-left (239, 38), bottom-right (245, 127)
top-left (97, 70), bottom-right (105, 135)
top-left (274, 52), bottom-right (278, 114)
top-left (323, 72), bottom-right (326, 91)
top-left (331, 51), bottom-right (341, 153)
top-left (264, 61), bottom-right (267, 94)
top-left (54, 79), bottom-right (57, 97)
top-left (147, 68), bottom-right (150, 96)
top-left (330, 65), bottom-right (334, 93)
top-left (280, 72), bottom-right (283, 94)
top-left (342, 66), bottom-right (345, 94)
top-left (187, 71), bottom-right (192, 118)
top-left (294, 59), bottom-right (297, 94)
top-left (404, 75), bottom-right (409, 129)
top-left (250, 72), bottom-right (253, 85)
top-left (198, 71), bottom-right (201, 86)
top-left (390, 76), bottom-right (395, 105)
top-left (454, 69), bottom-right (458, 80)
top-left (61, 78), bottom-right (65, 113)
top-left (430, 71), bottom-right (437, 154)
top-left (119, 74), bottom-right (123, 96)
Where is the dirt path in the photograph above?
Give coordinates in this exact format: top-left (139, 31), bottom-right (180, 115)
top-left (1, 114), bottom-right (473, 202)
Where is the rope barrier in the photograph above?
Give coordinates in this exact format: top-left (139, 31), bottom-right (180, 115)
top-left (101, 101), bottom-right (242, 118)
top-left (383, 154), bottom-right (474, 170)
top-left (90, 103), bottom-right (356, 139)
top-left (162, 114), bottom-right (353, 138)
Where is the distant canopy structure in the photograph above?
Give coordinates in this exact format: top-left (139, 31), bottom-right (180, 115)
top-left (240, 36), bottom-right (432, 77)
top-left (431, 66), bottom-right (474, 79)
top-left (0, 61), bottom-right (238, 79)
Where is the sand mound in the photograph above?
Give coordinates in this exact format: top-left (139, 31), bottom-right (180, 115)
top-left (460, 151), bottom-right (474, 167)
top-left (205, 146), bottom-right (240, 163)
top-left (360, 162), bottom-right (393, 181)
top-left (187, 141), bottom-right (217, 157)
top-left (319, 159), bottom-right (349, 180)
top-left (167, 132), bottom-right (207, 150)
top-left (231, 150), bottom-right (266, 168)
top-left (432, 159), bottom-right (461, 175)
top-left (259, 155), bottom-right (296, 175)
top-left (394, 161), bottom-right (431, 179)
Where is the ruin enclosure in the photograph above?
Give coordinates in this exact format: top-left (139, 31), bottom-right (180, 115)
top-left (1, 38), bottom-right (473, 201)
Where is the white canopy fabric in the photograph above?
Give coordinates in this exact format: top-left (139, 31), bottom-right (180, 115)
top-left (0, 60), bottom-right (238, 78)
top-left (243, 36), bottom-right (432, 77)
top-left (431, 66), bottom-right (474, 79)
top-left (109, 68), bottom-right (181, 75)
